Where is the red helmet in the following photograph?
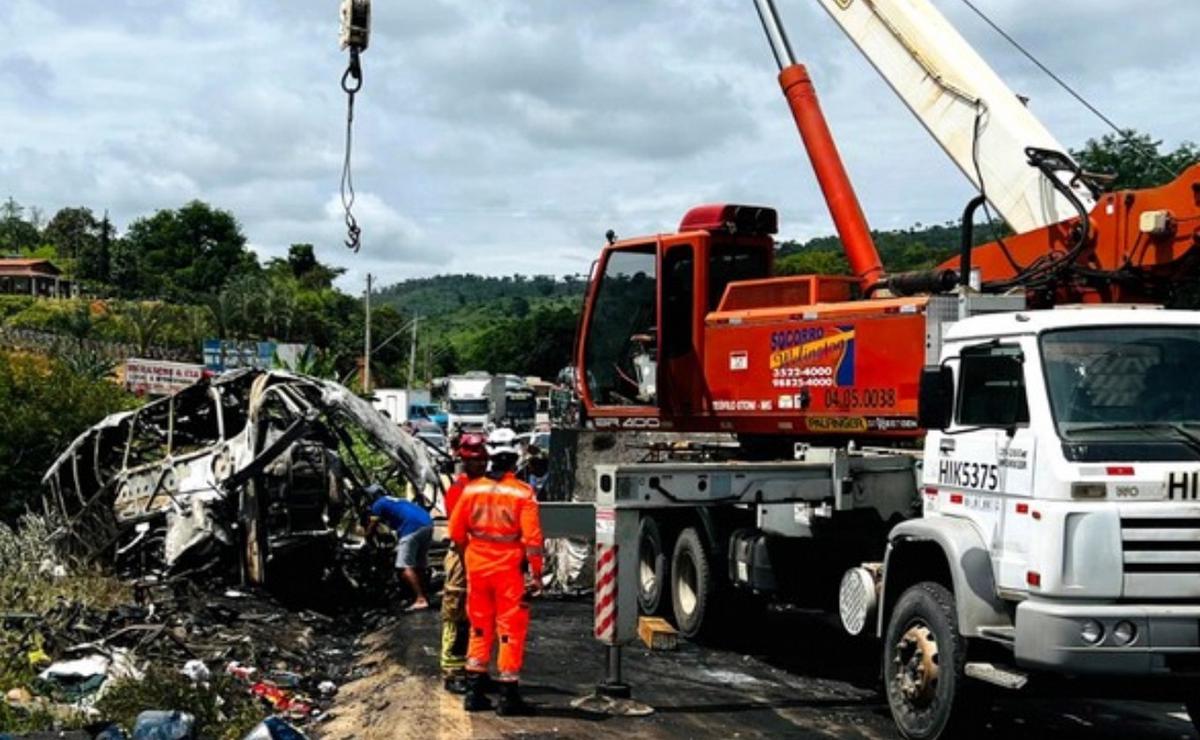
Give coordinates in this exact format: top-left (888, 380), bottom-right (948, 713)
top-left (458, 433), bottom-right (489, 461)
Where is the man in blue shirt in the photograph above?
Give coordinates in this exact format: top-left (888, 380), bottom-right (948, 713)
top-left (367, 492), bottom-right (435, 611)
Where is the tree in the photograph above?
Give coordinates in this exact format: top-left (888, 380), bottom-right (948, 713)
top-left (0, 350), bottom-right (135, 522)
top-left (44, 206), bottom-right (100, 263)
top-left (0, 197), bottom-right (20, 221)
top-left (51, 302), bottom-right (104, 348)
top-left (775, 250), bottom-right (849, 276)
top-left (205, 291), bottom-right (237, 340)
top-left (0, 197), bottom-right (40, 254)
top-left (271, 243), bottom-right (344, 290)
top-left (121, 301), bottom-right (171, 356)
top-left (121, 201), bottom-right (259, 298)
top-left (1072, 130), bottom-right (1200, 191)
top-left (86, 211), bottom-right (115, 284)
top-left (108, 237), bottom-right (140, 297)
top-left (222, 273), bottom-right (272, 339)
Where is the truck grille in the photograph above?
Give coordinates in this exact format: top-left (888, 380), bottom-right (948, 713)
top-left (1121, 516), bottom-right (1200, 574)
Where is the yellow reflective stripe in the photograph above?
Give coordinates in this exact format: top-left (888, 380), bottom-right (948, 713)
top-left (469, 530), bottom-right (520, 543)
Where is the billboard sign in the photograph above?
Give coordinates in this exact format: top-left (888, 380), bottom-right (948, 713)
top-left (125, 359), bottom-right (206, 396)
top-left (202, 340), bottom-right (309, 373)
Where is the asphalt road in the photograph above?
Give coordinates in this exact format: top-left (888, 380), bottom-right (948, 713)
top-left (327, 595), bottom-right (1200, 739)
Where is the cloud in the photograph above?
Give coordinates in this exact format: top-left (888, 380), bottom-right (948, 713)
top-left (0, 0), bottom-right (1196, 294)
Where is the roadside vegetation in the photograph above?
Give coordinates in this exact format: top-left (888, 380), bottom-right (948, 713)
top-left (0, 515), bottom-right (126, 733)
top-left (0, 515), bottom-right (266, 738)
top-left (0, 350), bottom-right (137, 521)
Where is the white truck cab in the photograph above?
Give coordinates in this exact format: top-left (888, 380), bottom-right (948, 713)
top-left (445, 372), bottom-right (492, 431)
top-left (880, 306), bottom-right (1200, 738)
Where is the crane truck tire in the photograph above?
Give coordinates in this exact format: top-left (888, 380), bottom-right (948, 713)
top-left (671, 526), bottom-right (714, 638)
top-left (637, 516), bottom-right (669, 616)
top-left (883, 582), bottom-right (973, 740)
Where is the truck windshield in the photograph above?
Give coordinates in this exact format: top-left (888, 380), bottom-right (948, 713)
top-left (507, 399), bottom-right (536, 417)
top-left (450, 399), bottom-right (488, 415)
top-left (1041, 326), bottom-right (1200, 438)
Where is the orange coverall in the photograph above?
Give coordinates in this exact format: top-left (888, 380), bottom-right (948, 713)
top-left (448, 472), bottom-right (543, 682)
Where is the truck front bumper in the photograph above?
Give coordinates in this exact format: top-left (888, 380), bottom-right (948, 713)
top-left (1015, 599), bottom-right (1200, 675)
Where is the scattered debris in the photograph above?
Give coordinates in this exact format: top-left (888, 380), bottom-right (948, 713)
top-left (131, 709), bottom-right (195, 739)
top-left (178, 660), bottom-right (209, 685)
top-left (243, 716), bottom-right (309, 740)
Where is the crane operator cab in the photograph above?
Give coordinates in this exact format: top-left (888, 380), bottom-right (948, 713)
top-left (576, 204), bottom-right (777, 429)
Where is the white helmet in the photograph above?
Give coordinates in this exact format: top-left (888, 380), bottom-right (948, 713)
top-left (487, 427), bottom-right (519, 457)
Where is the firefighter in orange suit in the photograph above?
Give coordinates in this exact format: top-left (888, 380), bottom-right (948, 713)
top-left (448, 428), bottom-right (543, 715)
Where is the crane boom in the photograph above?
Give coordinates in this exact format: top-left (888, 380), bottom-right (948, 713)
top-left (812, 0), bottom-right (1095, 235)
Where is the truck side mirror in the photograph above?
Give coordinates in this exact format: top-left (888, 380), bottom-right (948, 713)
top-left (918, 366), bottom-right (954, 430)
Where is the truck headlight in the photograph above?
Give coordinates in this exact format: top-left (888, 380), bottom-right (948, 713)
top-left (1080, 619), bottom-right (1104, 645)
top-left (1113, 620), bottom-right (1137, 645)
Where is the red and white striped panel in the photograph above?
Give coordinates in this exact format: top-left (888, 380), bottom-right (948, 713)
top-left (594, 543), bottom-right (618, 643)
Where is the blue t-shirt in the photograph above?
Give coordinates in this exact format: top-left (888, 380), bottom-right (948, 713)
top-left (370, 497), bottom-right (433, 538)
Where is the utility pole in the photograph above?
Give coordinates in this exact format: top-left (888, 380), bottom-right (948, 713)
top-left (363, 273), bottom-right (372, 394)
top-left (407, 314), bottom-right (418, 388)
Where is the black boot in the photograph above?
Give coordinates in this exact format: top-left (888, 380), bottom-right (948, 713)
top-left (496, 681), bottom-right (535, 716)
top-left (463, 673), bottom-right (493, 712)
top-left (443, 673), bottom-right (468, 695)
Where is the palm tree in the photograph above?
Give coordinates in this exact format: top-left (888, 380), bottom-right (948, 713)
top-left (222, 274), bottom-right (267, 339)
top-left (205, 292), bottom-right (236, 340)
top-left (52, 302), bottom-right (102, 349)
top-left (277, 345), bottom-right (339, 379)
top-left (179, 306), bottom-right (212, 360)
top-left (264, 283), bottom-right (297, 341)
top-left (122, 301), bottom-right (169, 356)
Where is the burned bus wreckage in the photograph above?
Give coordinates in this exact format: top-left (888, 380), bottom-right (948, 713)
top-left (40, 370), bottom-right (442, 587)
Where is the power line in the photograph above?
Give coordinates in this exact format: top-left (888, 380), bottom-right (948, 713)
top-left (958, 0), bottom-right (1176, 180)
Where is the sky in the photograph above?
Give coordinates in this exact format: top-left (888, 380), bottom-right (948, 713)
top-left (1, 0), bottom-right (1197, 293)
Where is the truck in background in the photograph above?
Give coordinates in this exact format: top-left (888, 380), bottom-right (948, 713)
top-left (436, 372), bottom-right (492, 431)
top-left (489, 374), bottom-right (537, 431)
top-left (370, 388), bottom-right (446, 427)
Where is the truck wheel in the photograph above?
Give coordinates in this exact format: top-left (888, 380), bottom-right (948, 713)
top-left (671, 527), bottom-right (712, 638)
top-left (637, 516), bottom-right (669, 615)
top-left (883, 582), bottom-right (971, 740)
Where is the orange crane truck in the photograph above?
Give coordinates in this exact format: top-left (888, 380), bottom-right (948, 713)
top-left (565, 3), bottom-right (1200, 739)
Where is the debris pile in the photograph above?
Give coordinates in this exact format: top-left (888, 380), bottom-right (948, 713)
top-left (3, 567), bottom-right (403, 737)
top-left (3, 370), bottom-right (447, 737)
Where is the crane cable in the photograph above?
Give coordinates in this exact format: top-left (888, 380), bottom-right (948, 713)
top-left (339, 0), bottom-right (371, 253)
top-left (957, 0), bottom-right (1177, 182)
top-left (340, 51), bottom-right (362, 253)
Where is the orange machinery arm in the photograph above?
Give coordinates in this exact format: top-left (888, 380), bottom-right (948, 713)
top-left (754, 0), bottom-right (884, 292)
top-left (941, 157), bottom-right (1200, 305)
